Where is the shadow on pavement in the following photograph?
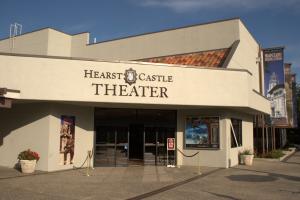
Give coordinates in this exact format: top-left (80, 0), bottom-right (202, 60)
top-left (269, 172), bottom-right (300, 182)
top-left (282, 161), bottom-right (300, 165)
top-left (227, 174), bottom-right (277, 182)
top-left (230, 168), bottom-right (300, 182)
top-left (201, 190), bottom-right (242, 200)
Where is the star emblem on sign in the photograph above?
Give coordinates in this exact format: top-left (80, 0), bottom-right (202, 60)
top-left (124, 68), bottom-right (137, 85)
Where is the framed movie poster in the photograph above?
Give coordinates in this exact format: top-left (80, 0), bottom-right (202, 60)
top-left (59, 116), bottom-right (75, 165)
top-left (185, 117), bottom-right (219, 149)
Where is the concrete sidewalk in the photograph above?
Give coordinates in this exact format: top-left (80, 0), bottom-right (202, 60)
top-left (0, 152), bottom-right (299, 200)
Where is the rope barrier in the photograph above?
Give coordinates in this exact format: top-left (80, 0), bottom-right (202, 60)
top-left (177, 149), bottom-right (199, 157)
top-left (72, 149), bottom-right (94, 170)
top-left (177, 148), bottom-right (201, 174)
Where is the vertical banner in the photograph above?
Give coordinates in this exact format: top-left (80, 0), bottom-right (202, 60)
top-left (59, 116), bottom-right (75, 165)
top-left (263, 47), bottom-right (287, 126)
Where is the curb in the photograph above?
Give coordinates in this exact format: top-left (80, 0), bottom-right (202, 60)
top-left (254, 148), bottom-right (296, 162)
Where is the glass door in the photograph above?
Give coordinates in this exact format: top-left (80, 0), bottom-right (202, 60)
top-left (157, 127), bottom-right (176, 166)
top-left (95, 126), bottom-right (128, 166)
top-left (116, 127), bottom-right (129, 166)
top-left (144, 127), bottom-right (176, 166)
top-left (95, 126), bottom-right (116, 166)
top-left (144, 127), bottom-right (157, 165)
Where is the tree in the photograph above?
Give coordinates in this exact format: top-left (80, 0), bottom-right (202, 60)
top-left (296, 83), bottom-right (300, 128)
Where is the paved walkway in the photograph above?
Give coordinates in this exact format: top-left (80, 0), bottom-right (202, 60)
top-left (0, 151), bottom-right (299, 200)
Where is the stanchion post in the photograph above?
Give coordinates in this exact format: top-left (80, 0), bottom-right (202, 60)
top-left (86, 150), bottom-right (91, 177)
top-left (89, 150), bottom-right (94, 170)
top-left (198, 152), bottom-right (201, 175)
top-left (176, 149), bottom-right (180, 168)
top-left (166, 149), bottom-right (169, 167)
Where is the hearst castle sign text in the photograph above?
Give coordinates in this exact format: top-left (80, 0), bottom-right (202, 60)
top-left (84, 68), bottom-right (173, 98)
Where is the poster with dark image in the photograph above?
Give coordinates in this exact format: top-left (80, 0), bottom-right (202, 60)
top-left (185, 117), bottom-right (219, 148)
top-left (263, 47), bottom-right (287, 126)
top-left (59, 116), bottom-right (75, 165)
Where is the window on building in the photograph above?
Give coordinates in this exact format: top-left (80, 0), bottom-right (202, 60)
top-left (185, 117), bottom-right (219, 149)
top-left (231, 118), bottom-right (242, 148)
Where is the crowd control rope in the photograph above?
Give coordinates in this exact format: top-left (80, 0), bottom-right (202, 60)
top-left (177, 149), bottom-right (199, 157)
top-left (73, 148), bottom-right (94, 170)
top-left (177, 149), bottom-right (201, 174)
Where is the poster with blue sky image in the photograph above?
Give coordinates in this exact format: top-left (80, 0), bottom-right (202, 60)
top-left (185, 117), bottom-right (219, 148)
top-left (185, 118), bottom-right (208, 146)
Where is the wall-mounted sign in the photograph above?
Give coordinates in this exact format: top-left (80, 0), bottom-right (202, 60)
top-left (84, 68), bottom-right (173, 98)
top-left (167, 138), bottom-right (175, 150)
top-left (124, 68), bottom-right (137, 85)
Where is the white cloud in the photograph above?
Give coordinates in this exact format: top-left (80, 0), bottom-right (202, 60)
top-left (136, 0), bottom-right (300, 13)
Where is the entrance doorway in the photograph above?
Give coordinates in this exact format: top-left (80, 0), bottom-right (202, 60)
top-left (94, 108), bottom-right (176, 166)
top-left (129, 124), bottom-right (144, 161)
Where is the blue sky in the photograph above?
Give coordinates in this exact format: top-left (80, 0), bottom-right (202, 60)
top-left (0, 0), bottom-right (299, 82)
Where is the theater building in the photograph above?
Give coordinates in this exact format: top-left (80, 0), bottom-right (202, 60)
top-left (0, 18), bottom-right (270, 171)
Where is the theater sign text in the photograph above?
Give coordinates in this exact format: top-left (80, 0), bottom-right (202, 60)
top-left (84, 68), bottom-right (173, 98)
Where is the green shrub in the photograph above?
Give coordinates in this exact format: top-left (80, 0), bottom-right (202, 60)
top-left (240, 149), bottom-right (253, 155)
top-left (265, 150), bottom-right (285, 159)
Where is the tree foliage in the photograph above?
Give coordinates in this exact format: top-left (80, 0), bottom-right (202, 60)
top-left (296, 83), bottom-right (300, 127)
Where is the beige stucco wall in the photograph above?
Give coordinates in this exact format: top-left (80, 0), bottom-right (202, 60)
top-left (0, 103), bottom-right (50, 170)
top-left (177, 110), bottom-right (228, 168)
top-left (0, 28), bottom-right (72, 57)
top-left (47, 29), bottom-right (71, 57)
top-left (177, 109), bottom-right (254, 168)
top-left (0, 29), bottom-right (49, 55)
top-left (0, 102), bottom-right (94, 171)
top-left (0, 19), bottom-right (264, 94)
top-left (228, 22), bottom-right (261, 92)
top-left (71, 33), bottom-right (89, 57)
top-left (229, 113), bottom-right (253, 167)
top-left (0, 54), bottom-right (270, 114)
top-left (78, 19), bottom-right (239, 60)
top-left (0, 19), bottom-right (240, 61)
top-left (48, 103), bottom-right (94, 171)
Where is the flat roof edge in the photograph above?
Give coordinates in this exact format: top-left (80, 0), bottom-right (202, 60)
top-left (87, 17), bottom-right (241, 45)
top-left (0, 51), bottom-right (252, 75)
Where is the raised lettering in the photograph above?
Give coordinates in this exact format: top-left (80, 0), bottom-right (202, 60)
top-left (92, 83), bottom-right (103, 95)
top-left (160, 87), bottom-right (168, 98)
top-left (129, 86), bottom-right (139, 97)
top-left (138, 86), bottom-right (149, 97)
top-left (94, 71), bottom-right (99, 78)
top-left (119, 85), bottom-right (128, 96)
top-left (104, 84), bottom-right (117, 96)
top-left (150, 87), bottom-right (159, 97)
top-left (139, 73), bottom-right (145, 81)
top-left (106, 72), bottom-right (111, 79)
top-left (117, 73), bottom-right (123, 79)
top-left (84, 70), bottom-right (93, 78)
top-left (100, 72), bottom-right (106, 79)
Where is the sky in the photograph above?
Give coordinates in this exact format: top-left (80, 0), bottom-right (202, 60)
top-left (0, 0), bottom-right (299, 82)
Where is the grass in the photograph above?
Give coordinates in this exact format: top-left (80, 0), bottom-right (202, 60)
top-left (264, 150), bottom-right (285, 159)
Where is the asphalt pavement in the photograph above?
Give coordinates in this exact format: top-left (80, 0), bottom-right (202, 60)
top-left (0, 151), bottom-right (299, 200)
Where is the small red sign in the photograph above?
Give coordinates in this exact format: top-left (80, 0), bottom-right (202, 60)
top-left (167, 138), bottom-right (175, 150)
